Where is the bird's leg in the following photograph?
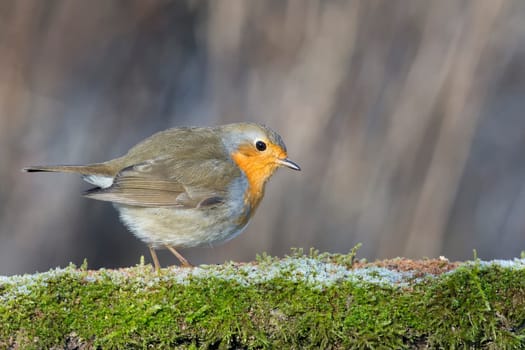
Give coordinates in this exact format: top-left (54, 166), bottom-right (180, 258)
top-left (149, 246), bottom-right (161, 272)
top-left (165, 245), bottom-right (192, 267)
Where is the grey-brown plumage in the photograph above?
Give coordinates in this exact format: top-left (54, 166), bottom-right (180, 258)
top-left (25, 127), bottom-right (241, 209)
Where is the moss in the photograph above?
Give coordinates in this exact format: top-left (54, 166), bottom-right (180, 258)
top-left (1, 253), bottom-right (525, 349)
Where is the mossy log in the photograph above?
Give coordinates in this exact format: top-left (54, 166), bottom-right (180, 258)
top-left (1, 251), bottom-right (525, 349)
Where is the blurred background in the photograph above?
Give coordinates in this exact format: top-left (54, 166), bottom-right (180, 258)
top-left (1, 0), bottom-right (524, 275)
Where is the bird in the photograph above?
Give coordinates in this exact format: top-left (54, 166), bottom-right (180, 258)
top-left (24, 122), bottom-right (300, 270)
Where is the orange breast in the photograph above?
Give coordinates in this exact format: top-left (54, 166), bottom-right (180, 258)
top-left (230, 151), bottom-right (277, 213)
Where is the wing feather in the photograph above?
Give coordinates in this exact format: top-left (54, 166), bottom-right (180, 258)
top-left (84, 157), bottom-right (240, 208)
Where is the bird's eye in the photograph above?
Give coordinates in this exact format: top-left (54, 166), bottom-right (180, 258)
top-left (255, 140), bottom-right (267, 151)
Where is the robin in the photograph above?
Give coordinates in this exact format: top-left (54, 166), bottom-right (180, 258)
top-left (24, 122), bottom-right (300, 270)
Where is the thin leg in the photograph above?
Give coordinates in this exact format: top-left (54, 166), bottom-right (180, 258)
top-left (165, 245), bottom-right (192, 267)
top-left (149, 246), bottom-right (161, 271)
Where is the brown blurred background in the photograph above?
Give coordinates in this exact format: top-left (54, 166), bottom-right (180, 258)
top-left (1, 0), bottom-right (524, 275)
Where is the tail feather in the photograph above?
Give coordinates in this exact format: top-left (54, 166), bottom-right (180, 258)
top-left (23, 164), bottom-right (114, 176)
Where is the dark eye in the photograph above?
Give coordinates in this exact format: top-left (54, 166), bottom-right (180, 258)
top-left (255, 140), bottom-right (267, 151)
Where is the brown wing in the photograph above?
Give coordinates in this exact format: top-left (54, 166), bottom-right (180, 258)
top-left (84, 157), bottom-right (241, 208)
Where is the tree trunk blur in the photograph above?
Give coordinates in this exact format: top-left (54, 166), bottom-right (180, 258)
top-left (2, 0), bottom-right (525, 274)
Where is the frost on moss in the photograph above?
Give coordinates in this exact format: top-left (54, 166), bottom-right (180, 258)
top-left (1, 253), bottom-right (525, 349)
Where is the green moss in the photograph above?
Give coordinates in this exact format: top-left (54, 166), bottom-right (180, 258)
top-left (1, 253), bottom-right (525, 349)
top-left (418, 263), bottom-right (525, 348)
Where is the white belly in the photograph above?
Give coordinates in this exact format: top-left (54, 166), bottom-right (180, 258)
top-left (115, 175), bottom-right (251, 248)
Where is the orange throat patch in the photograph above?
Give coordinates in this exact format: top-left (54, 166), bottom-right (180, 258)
top-left (230, 151), bottom-right (277, 213)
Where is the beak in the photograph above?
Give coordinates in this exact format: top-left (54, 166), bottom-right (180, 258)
top-left (276, 158), bottom-right (301, 171)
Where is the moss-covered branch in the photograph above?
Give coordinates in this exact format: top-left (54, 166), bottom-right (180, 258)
top-left (1, 251), bottom-right (525, 349)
